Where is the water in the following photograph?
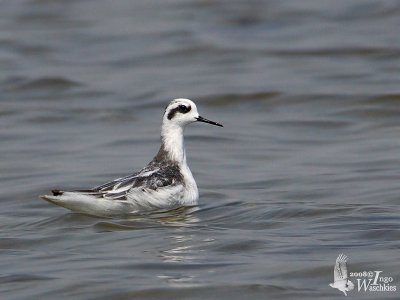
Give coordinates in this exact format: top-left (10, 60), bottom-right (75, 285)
top-left (1, 0), bottom-right (400, 299)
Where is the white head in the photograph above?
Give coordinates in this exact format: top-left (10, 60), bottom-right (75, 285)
top-left (162, 98), bottom-right (223, 129)
top-left (159, 98), bottom-right (222, 163)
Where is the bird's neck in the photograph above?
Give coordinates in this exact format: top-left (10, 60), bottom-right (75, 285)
top-left (155, 123), bottom-right (186, 164)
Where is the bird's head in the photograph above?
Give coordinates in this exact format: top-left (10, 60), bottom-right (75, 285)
top-left (163, 98), bottom-right (223, 128)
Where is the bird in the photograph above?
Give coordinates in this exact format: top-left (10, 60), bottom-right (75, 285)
top-left (329, 253), bottom-right (354, 296)
top-left (40, 98), bottom-right (223, 217)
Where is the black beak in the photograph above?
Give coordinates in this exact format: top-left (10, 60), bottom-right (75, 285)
top-left (196, 116), bottom-right (223, 127)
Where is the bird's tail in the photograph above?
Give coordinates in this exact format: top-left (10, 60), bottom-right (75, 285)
top-left (40, 190), bottom-right (67, 206)
top-left (39, 190), bottom-right (132, 217)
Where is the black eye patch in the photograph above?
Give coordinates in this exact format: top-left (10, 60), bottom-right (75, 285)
top-left (167, 104), bottom-right (191, 120)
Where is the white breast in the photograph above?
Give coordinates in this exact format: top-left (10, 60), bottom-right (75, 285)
top-left (179, 163), bottom-right (199, 206)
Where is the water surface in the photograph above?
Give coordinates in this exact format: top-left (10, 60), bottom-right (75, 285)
top-left (1, 1), bottom-right (400, 299)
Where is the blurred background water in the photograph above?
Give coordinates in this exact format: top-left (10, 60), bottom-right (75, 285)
top-left (1, 0), bottom-right (400, 299)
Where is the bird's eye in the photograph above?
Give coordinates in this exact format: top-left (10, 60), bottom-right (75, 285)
top-left (178, 105), bottom-right (191, 113)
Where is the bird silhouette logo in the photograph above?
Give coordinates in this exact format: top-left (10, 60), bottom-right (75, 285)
top-left (329, 253), bottom-right (354, 296)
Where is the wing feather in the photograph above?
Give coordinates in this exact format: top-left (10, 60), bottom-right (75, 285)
top-left (75, 164), bottom-right (183, 201)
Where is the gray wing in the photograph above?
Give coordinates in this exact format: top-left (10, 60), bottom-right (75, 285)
top-left (76, 164), bottom-right (183, 200)
top-left (333, 253), bottom-right (349, 282)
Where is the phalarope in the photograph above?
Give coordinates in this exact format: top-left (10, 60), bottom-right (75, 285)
top-left (40, 98), bottom-right (223, 217)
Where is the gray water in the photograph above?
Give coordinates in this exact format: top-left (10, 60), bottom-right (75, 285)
top-left (1, 1), bottom-right (400, 299)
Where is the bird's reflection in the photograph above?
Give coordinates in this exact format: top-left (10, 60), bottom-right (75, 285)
top-left (158, 207), bottom-right (200, 264)
top-left (93, 206), bottom-right (200, 231)
top-left (159, 233), bottom-right (196, 262)
top-left (157, 230), bottom-right (207, 288)
top-left (156, 207), bottom-right (210, 288)
top-left (93, 206), bottom-right (210, 288)
top-left (154, 206), bottom-right (200, 227)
